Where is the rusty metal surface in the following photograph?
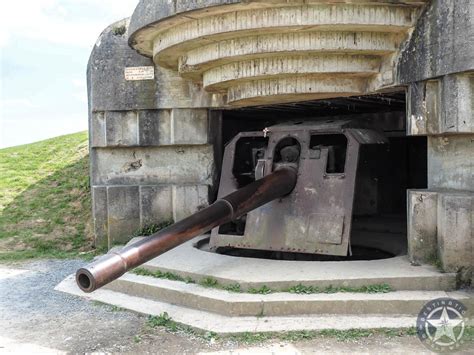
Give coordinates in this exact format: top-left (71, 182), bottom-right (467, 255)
top-left (210, 120), bottom-right (387, 256)
top-left (76, 167), bottom-right (297, 293)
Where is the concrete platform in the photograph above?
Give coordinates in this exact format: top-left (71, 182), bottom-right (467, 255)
top-left (56, 274), bottom-right (473, 334)
top-left (139, 236), bottom-right (455, 291)
top-left (56, 236), bottom-right (473, 333)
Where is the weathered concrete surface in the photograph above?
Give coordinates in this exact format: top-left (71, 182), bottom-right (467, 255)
top-left (91, 109), bottom-right (211, 148)
top-left (133, 236), bottom-right (456, 291)
top-left (88, 18), bottom-right (218, 111)
top-left (437, 192), bottom-right (474, 281)
top-left (399, 0), bottom-right (474, 285)
top-left (407, 73), bottom-right (473, 135)
top-left (92, 186), bottom-right (210, 248)
top-left (407, 190), bottom-right (474, 284)
top-left (91, 146), bottom-right (213, 186)
top-left (104, 273), bottom-right (472, 317)
top-left (88, 19), bottom-right (156, 112)
top-left (57, 273), bottom-right (474, 334)
top-left (106, 186), bottom-right (141, 245)
top-left (428, 136), bottom-right (474, 191)
top-left (397, 0), bottom-right (474, 84)
top-left (407, 190), bottom-right (438, 264)
top-left (88, 19), bottom-right (222, 247)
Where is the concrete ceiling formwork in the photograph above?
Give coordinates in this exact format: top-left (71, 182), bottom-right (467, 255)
top-left (127, 0), bottom-right (428, 107)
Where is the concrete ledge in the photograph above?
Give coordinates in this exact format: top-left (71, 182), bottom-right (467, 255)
top-left (129, 0), bottom-right (427, 57)
top-left (201, 55), bottom-right (380, 91)
top-left (134, 236), bottom-right (456, 291)
top-left (56, 274), bottom-right (473, 333)
top-left (153, 5), bottom-right (414, 67)
top-left (105, 273), bottom-right (471, 317)
top-left (129, 1), bottom-right (424, 106)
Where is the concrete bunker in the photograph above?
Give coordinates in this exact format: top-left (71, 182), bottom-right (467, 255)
top-left (84, 0), bottom-right (473, 293)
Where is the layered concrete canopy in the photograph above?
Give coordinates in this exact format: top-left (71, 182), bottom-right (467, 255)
top-left (128, 0), bottom-right (428, 106)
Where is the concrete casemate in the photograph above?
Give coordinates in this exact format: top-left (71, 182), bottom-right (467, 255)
top-left (87, 0), bottom-right (473, 283)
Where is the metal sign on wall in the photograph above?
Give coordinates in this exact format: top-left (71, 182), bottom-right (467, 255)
top-left (124, 66), bottom-right (155, 81)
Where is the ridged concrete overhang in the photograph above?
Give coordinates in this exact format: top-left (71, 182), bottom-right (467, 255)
top-left (129, 0), bottom-right (428, 106)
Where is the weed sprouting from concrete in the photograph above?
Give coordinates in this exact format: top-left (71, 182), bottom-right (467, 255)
top-left (357, 283), bottom-right (393, 293)
top-left (132, 268), bottom-right (393, 295)
top-left (382, 328), bottom-right (417, 337)
top-left (226, 327), bottom-right (423, 344)
top-left (427, 253), bottom-right (444, 272)
top-left (248, 285), bottom-right (273, 294)
top-left (134, 221), bottom-right (174, 237)
top-left (319, 329), bottom-right (374, 341)
top-left (223, 283), bottom-right (242, 293)
top-left (279, 330), bottom-right (314, 341)
top-left (112, 25), bottom-right (126, 36)
top-left (287, 283), bottom-right (393, 294)
top-left (133, 267), bottom-right (194, 283)
top-left (199, 277), bottom-right (219, 288)
top-left (229, 332), bottom-right (274, 344)
top-left (147, 312), bottom-right (173, 328)
top-left (287, 284), bottom-right (320, 294)
top-left (146, 313), bottom-right (218, 341)
top-left (109, 305), bottom-right (126, 312)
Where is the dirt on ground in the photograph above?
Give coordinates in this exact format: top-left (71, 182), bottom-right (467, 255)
top-left (0, 259), bottom-right (468, 354)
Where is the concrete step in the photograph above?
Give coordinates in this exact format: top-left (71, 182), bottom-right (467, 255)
top-left (137, 236), bottom-right (456, 292)
top-left (103, 273), bottom-right (473, 317)
top-left (56, 275), bottom-right (474, 334)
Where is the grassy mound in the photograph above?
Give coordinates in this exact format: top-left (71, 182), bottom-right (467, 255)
top-left (0, 132), bottom-right (95, 261)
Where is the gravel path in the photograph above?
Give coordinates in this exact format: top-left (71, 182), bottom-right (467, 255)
top-left (0, 259), bottom-right (464, 354)
top-left (1, 259), bottom-right (150, 353)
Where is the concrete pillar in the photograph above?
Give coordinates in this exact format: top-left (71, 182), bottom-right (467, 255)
top-left (405, 73), bottom-right (473, 282)
top-left (87, 19), bottom-right (220, 248)
top-left (407, 190), bottom-right (438, 264)
top-left (437, 193), bottom-right (473, 281)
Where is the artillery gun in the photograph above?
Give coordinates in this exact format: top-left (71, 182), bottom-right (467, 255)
top-left (76, 120), bottom-right (386, 293)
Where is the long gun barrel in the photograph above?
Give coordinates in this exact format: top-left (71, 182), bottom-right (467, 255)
top-left (76, 167), bottom-right (297, 292)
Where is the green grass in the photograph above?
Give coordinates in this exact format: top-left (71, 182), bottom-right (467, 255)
top-left (287, 283), bottom-right (393, 294)
top-left (133, 267), bottom-right (195, 283)
top-left (133, 221), bottom-right (174, 237)
top-left (248, 285), bottom-right (273, 294)
top-left (199, 276), bottom-right (219, 288)
top-left (0, 132), bottom-right (95, 261)
top-left (131, 268), bottom-right (393, 295)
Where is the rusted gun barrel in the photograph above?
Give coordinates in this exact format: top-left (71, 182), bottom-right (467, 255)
top-left (76, 167), bottom-right (297, 292)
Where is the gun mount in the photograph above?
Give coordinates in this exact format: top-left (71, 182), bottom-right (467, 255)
top-left (76, 166), bottom-right (297, 292)
top-left (76, 120), bottom-right (386, 293)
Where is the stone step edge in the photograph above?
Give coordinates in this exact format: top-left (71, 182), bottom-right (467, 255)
top-left (57, 275), bottom-right (469, 334)
top-left (140, 264), bottom-right (457, 291)
top-left (103, 273), bottom-right (473, 317)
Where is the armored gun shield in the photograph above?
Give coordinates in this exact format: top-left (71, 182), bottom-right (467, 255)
top-left (210, 120), bottom-right (387, 256)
